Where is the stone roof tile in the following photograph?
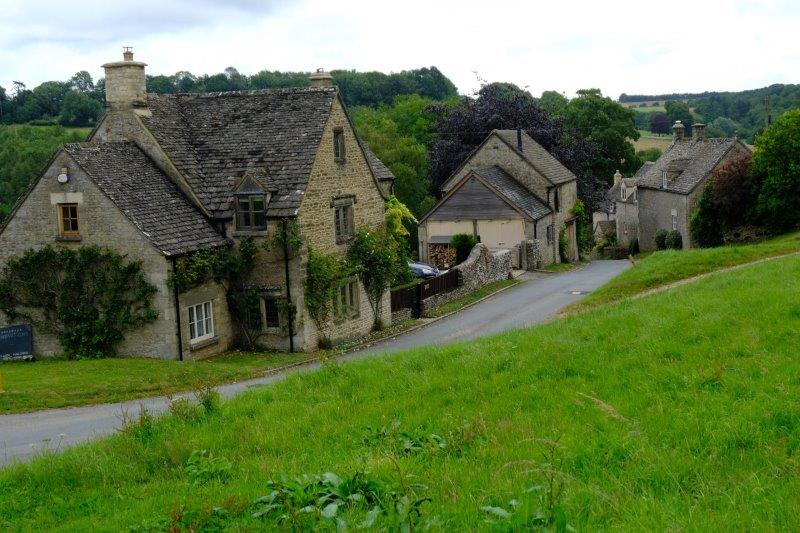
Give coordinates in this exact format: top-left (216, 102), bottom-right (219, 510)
top-left (63, 142), bottom-right (228, 256)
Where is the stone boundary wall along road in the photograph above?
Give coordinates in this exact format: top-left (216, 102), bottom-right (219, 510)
top-left (421, 243), bottom-right (512, 315)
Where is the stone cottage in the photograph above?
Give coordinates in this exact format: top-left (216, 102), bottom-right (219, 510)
top-left (633, 121), bottom-right (751, 249)
top-left (0, 50), bottom-right (395, 360)
top-left (417, 129), bottom-right (579, 268)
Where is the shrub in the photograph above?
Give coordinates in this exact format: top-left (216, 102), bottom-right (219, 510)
top-left (305, 247), bottom-right (349, 344)
top-left (665, 230), bottom-right (683, 249)
top-left (348, 226), bottom-right (398, 328)
top-left (450, 233), bottom-right (478, 264)
top-left (0, 245), bottom-right (157, 359)
top-left (627, 237), bottom-right (640, 255)
top-left (690, 185), bottom-right (724, 248)
top-left (654, 229), bottom-right (668, 250)
top-left (570, 200), bottom-right (593, 251)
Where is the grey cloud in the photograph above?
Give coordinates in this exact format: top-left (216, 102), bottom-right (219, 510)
top-left (0, 0), bottom-right (290, 49)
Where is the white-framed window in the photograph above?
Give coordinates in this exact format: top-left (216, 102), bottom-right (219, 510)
top-left (671, 209), bottom-right (678, 230)
top-left (662, 170), bottom-right (668, 188)
top-left (188, 301), bottom-right (215, 343)
top-left (264, 295), bottom-right (280, 329)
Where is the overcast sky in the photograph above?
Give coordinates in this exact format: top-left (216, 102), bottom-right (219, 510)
top-left (1, 0), bottom-right (798, 99)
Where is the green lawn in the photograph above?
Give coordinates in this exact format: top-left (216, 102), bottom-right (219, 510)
top-left (0, 351), bottom-right (311, 414)
top-left (576, 231), bottom-right (800, 310)
top-left (2, 253), bottom-right (799, 530)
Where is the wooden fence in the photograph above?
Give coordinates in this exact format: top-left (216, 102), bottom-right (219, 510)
top-left (390, 269), bottom-right (461, 318)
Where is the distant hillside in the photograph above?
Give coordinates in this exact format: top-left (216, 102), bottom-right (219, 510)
top-left (619, 84), bottom-right (800, 142)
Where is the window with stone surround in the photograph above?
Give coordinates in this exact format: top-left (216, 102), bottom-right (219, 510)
top-left (264, 295), bottom-right (280, 329)
top-left (333, 127), bottom-right (345, 163)
top-left (546, 224), bottom-right (554, 245)
top-left (188, 301), bottom-right (215, 343)
top-left (58, 203), bottom-right (79, 237)
top-left (333, 197), bottom-right (355, 242)
top-left (336, 279), bottom-right (359, 319)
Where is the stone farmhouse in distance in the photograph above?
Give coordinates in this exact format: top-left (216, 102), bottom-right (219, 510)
top-left (0, 49), bottom-right (396, 360)
top-left (418, 129), bottom-right (579, 269)
top-left (596, 121), bottom-right (752, 250)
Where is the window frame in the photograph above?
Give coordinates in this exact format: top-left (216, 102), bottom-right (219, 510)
top-left (235, 194), bottom-right (267, 231)
top-left (333, 127), bottom-right (346, 163)
top-left (336, 279), bottom-right (360, 320)
top-left (333, 200), bottom-right (355, 243)
top-left (188, 300), bottom-right (215, 344)
top-left (661, 170), bottom-right (668, 188)
top-left (672, 214), bottom-right (678, 230)
top-left (58, 203), bottom-right (80, 237)
top-left (546, 224), bottom-right (554, 245)
top-left (264, 295), bottom-right (280, 329)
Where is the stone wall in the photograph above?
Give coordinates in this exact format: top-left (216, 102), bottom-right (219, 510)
top-left (421, 244), bottom-right (512, 315)
top-left (177, 279), bottom-right (235, 360)
top-left (521, 239), bottom-right (543, 270)
top-left (0, 151), bottom-right (187, 359)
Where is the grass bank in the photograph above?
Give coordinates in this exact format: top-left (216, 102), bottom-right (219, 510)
top-left (0, 351), bottom-right (310, 414)
top-left (2, 255), bottom-right (799, 530)
top-left (575, 231), bottom-right (800, 310)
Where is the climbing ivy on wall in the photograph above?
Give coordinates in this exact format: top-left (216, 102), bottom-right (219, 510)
top-left (0, 245), bottom-right (158, 359)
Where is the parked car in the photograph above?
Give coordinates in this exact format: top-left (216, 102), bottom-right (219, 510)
top-left (408, 261), bottom-right (440, 279)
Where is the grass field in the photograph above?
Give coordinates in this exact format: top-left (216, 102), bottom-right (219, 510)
top-left (0, 351), bottom-right (311, 414)
top-left (575, 231), bottom-right (800, 310)
top-left (633, 129), bottom-right (672, 152)
top-left (2, 251), bottom-right (799, 530)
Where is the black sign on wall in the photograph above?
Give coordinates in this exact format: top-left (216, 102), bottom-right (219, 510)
top-left (0, 324), bottom-right (33, 361)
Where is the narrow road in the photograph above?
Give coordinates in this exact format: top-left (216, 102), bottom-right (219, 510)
top-left (0, 260), bottom-right (629, 467)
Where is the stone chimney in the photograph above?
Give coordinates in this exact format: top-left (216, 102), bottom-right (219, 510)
top-left (693, 123), bottom-right (706, 141)
top-left (309, 68), bottom-right (333, 87)
top-left (613, 169), bottom-right (622, 186)
top-left (102, 47), bottom-right (147, 109)
top-left (672, 120), bottom-right (685, 141)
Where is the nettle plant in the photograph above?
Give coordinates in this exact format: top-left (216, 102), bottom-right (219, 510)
top-left (0, 245), bottom-right (158, 359)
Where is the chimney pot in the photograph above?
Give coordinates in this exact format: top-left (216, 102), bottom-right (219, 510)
top-left (309, 68), bottom-right (333, 87)
top-left (672, 120), bottom-right (685, 141)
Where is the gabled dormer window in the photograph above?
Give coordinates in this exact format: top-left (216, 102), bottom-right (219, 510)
top-left (234, 173), bottom-right (269, 230)
top-left (333, 127), bottom-right (345, 163)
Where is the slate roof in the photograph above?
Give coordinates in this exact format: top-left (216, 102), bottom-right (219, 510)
top-left (63, 142), bottom-right (228, 256)
top-left (636, 138), bottom-right (740, 194)
top-left (141, 87), bottom-right (338, 218)
top-left (363, 145), bottom-right (396, 182)
top-left (494, 129), bottom-right (577, 185)
top-left (473, 165), bottom-right (551, 220)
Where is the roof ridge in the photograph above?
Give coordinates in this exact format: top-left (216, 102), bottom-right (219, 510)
top-left (149, 86), bottom-right (336, 99)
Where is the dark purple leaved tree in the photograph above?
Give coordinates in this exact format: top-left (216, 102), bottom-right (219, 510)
top-left (427, 82), bottom-right (604, 210)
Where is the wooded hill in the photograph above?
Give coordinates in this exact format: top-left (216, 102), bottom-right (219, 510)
top-left (620, 83), bottom-right (800, 142)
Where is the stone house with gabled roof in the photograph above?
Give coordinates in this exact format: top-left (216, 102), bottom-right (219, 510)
top-left (634, 121), bottom-right (751, 250)
top-left (418, 129), bottom-right (579, 268)
top-left (0, 50), bottom-right (395, 359)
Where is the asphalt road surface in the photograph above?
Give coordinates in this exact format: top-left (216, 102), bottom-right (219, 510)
top-left (0, 259), bottom-right (629, 467)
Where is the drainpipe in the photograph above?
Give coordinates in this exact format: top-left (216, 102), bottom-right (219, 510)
top-left (170, 257), bottom-right (184, 361)
top-left (281, 219), bottom-right (295, 353)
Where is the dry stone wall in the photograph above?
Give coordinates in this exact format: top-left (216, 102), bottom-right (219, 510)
top-left (421, 244), bottom-right (512, 315)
